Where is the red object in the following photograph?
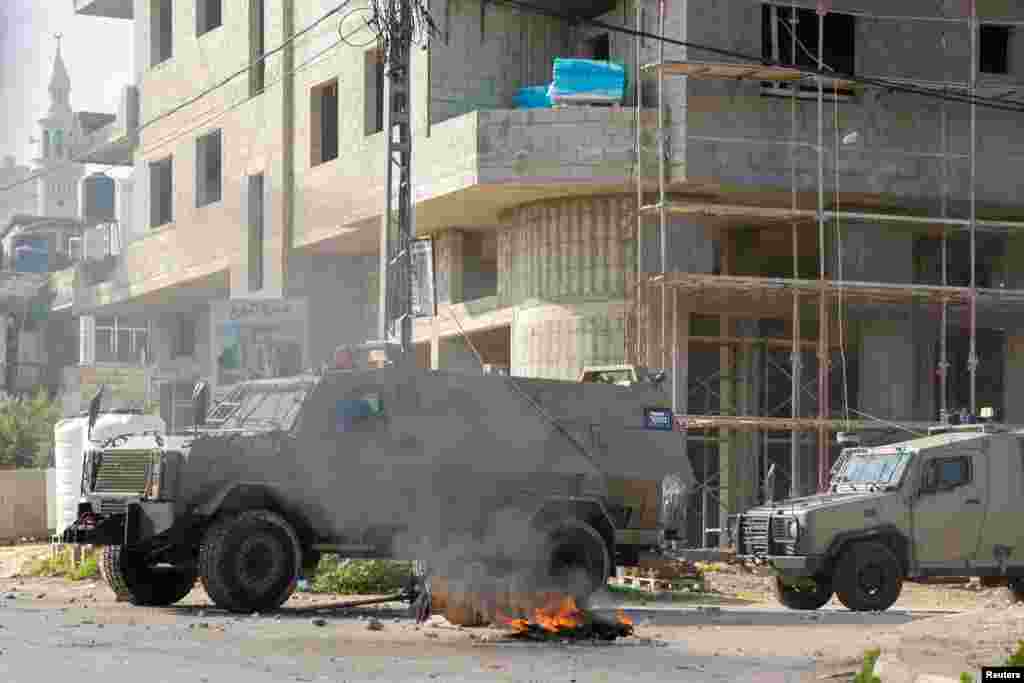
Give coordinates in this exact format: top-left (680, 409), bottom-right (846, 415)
top-left (334, 348), bottom-right (354, 370)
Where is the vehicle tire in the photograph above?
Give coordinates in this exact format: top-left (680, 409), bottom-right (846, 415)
top-left (773, 575), bottom-right (833, 610)
top-left (199, 509), bottom-right (301, 614)
top-left (101, 545), bottom-right (197, 607)
top-left (833, 541), bottom-right (903, 612)
top-left (538, 519), bottom-right (612, 607)
top-left (1008, 578), bottom-right (1024, 603)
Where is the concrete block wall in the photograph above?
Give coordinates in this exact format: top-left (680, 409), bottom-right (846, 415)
top-left (0, 469), bottom-right (50, 541)
top-left (682, 0), bottom-right (1024, 208)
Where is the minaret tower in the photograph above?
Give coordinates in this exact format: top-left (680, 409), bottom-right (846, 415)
top-left (35, 34), bottom-right (85, 217)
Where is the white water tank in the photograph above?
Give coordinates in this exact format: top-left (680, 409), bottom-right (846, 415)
top-left (54, 410), bottom-right (166, 534)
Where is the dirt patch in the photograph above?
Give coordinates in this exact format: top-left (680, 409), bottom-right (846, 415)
top-left (0, 543), bottom-right (51, 579)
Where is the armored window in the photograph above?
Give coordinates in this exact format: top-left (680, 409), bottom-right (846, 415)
top-left (923, 455), bottom-right (972, 492)
top-left (150, 156), bottom-right (173, 228)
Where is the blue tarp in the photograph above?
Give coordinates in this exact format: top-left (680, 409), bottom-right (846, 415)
top-left (514, 85), bottom-right (553, 109)
top-left (549, 59), bottom-right (625, 104)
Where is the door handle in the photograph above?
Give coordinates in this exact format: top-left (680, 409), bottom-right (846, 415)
top-left (965, 498), bottom-right (981, 505)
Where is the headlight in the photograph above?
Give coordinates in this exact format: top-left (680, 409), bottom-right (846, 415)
top-left (786, 519), bottom-right (800, 539)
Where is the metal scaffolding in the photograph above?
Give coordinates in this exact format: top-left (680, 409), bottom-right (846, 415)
top-left (630, 1), bottom-right (1021, 545)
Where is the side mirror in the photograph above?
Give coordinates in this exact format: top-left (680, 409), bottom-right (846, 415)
top-left (192, 381), bottom-right (209, 429)
top-left (87, 385), bottom-right (104, 439)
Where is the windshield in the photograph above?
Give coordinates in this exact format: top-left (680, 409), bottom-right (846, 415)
top-left (218, 387), bottom-right (309, 431)
top-left (836, 450), bottom-right (912, 488)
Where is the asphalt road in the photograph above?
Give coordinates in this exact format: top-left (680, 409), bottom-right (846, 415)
top-left (0, 598), bottom-right (828, 683)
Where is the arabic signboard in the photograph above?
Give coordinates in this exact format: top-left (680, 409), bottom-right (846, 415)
top-left (211, 298), bottom-right (308, 388)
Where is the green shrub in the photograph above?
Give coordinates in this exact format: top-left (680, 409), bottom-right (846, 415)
top-left (311, 557), bottom-right (412, 595)
top-left (960, 673), bottom-right (974, 683)
top-left (853, 648), bottom-right (882, 683)
top-left (22, 547), bottom-right (99, 580)
top-left (1007, 641), bottom-right (1024, 667)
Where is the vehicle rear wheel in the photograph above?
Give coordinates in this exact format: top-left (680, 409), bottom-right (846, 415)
top-left (538, 520), bottom-right (612, 607)
top-left (101, 545), bottom-right (197, 607)
top-left (199, 509), bottom-right (301, 614)
top-left (773, 575), bottom-right (833, 610)
top-left (833, 541), bottom-right (903, 612)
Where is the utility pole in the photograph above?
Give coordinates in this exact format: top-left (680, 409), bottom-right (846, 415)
top-left (377, 0), bottom-right (415, 356)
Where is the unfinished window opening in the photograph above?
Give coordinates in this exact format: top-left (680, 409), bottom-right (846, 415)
top-left (149, 157), bottom-right (173, 228)
top-left (761, 4), bottom-right (855, 97)
top-left (980, 25), bottom-right (1011, 75)
top-left (196, 130), bottom-right (223, 207)
top-left (366, 49), bottom-right (385, 135)
top-left (248, 173), bottom-right (264, 292)
top-left (588, 33), bottom-right (611, 61)
top-left (935, 328), bottom-right (1005, 421)
top-left (914, 233), bottom-right (1005, 289)
top-left (171, 312), bottom-right (197, 358)
top-left (197, 0), bottom-right (222, 36)
top-left (249, 0), bottom-right (266, 95)
top-left (151, 0), bottom-right (173, 66)
top-left (311, 79), bottom-right (339, 165)
top-left (95, 317), bottom-right (150, 364)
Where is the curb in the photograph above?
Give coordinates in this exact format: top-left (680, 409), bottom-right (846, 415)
top-left (873, 656), bottom-right (967, 683)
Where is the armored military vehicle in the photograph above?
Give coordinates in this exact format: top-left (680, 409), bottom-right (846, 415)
top-left (63, 347), bottom-right (690, 615)
top-left (730, 423), bottom-right (1024, 611)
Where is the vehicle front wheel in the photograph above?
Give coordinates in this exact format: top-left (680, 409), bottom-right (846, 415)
top-left (1009, 577), bottom-right (1024, 603)
top-left (199, 509), bottom-right (301, 613)
top-left (101, 545), bottom-right (197, 607)
top-left (833, 541), bottom-right (903, 612)
top-left (773, 575), bottom-right (833, 610)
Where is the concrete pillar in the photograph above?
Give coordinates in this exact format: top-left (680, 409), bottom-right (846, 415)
top-left (434, 229), bottom-right (466, 306)
top-left (500, 195), bottom-right (713, 381)
top-left (1004, 333), bottom-right (1024, 425)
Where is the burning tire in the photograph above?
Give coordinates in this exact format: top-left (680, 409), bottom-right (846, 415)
top-left (773, 575), bottom-right (833, 610)
top-left (538, 520), bottom-right (611, 606)
top-left (199, 509), bottom-right (301, 613)
top-left (833, 541), bottom-right (902, 612)
top-left (101, 545), bottom-right (197, 607)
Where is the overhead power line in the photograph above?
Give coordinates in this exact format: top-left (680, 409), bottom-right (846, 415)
top-left (493, 0), bottom-right (1024, 114)
top-left (0, 0), bottom-right (359, 198)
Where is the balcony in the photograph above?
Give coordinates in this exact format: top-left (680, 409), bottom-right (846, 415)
top-left (73, 0), bottom-right (132, 19)
top-left (73, 87), bottom-right (138, 166)
top-left (298, 106), bottom-right (656, 248)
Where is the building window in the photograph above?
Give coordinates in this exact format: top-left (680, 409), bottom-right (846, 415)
top-left (151, 0), bottom-right (173, 66)
top-left (150, 156), bottom-right (173, 228)
top-left (95, 317), bottom-right (149, 364)
top-left (197, 0), bottom-right (222, 36)
top-left (68, 236), bottom-right (82, 262)
top-left (53, 130), bottom-right (64, 159)
top-left (196, 130), bottom-right (223, 207)
top-left (980, 25), bottom-right (1011, 75)
top-left (366, 49), bottom-right (385, 135)
top-left (248, 174), bottom-right (265, 291)
top-left (42, 131), bottom-right (50, 158)
top-left (761, 4), bottom-right (856, 96)
top-left (311, 79), bottom-right (339, 165)
top-left (171, 312), bottom-right (196, 358)
top-left (249, 0), bottom-right (266, 96)
top-left (588, 33), bottom-right (611, 61)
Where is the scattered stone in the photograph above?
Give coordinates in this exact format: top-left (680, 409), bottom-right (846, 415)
top-left (68, 597), bottom-right (76, 604)
top-left (468, 633), bottom-right (478, 640)
top-left (424, 631), bottom-right (439, 639)
top-left (312, 618), bottom-right (327, 627)
top-left (197, 610), bottom-right (206, 618)
top-left (251, 612), bottom-right (260, 618)
top-left (35, 593), bottom-right (45, 599)
top-left (366, 618), bottom-right (383, 631)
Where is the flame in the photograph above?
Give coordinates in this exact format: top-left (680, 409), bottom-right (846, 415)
top-left (497, 611), bottom-right (530, 634)
top-left (616, 610), bottom-right (633, 626)
top-left (532, 594), bottom-right (583, 633)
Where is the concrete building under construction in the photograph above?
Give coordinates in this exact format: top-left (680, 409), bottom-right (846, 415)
top-left (59, 0), bottom-right (1024, 546)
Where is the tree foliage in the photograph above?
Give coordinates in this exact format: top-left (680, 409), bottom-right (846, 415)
top-left (0, 388), bottom-right (62, 468)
